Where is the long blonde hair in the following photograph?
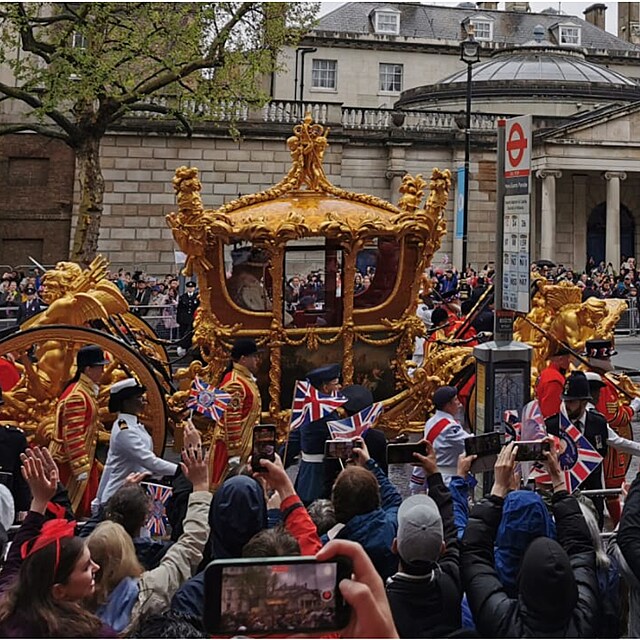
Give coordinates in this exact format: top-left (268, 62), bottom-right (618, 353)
top-left (86, 521), bottom-right (144, 607)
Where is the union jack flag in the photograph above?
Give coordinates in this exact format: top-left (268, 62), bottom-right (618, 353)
top-left (327, 402), bottom-right (384, 439)
top-left (520, 400), bottom-right (547, 441)
top-left (186, 376), bottom-right (232, 421)
top-left (143, 482), bottom-right (173, 538)
top-left (289, 380), bottom-right (348, 431)
top-left (529, 408), bottom-right (602, 493)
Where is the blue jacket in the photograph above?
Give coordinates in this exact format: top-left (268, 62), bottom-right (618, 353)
top-left (449, 481), bottom-right (556, 594)
top-left (323, 459), bottom-right (401, 580)
top-left (171, 475), bottom-right (267, 619)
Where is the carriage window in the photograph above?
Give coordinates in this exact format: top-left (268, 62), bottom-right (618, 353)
top-left (283, 238), bottom-right (343, 328)
top-left (224, 242), bottom-right (272, 312)
top-left (354, 238), bottom-right (400, 309)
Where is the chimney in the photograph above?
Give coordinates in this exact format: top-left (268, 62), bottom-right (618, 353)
top-left (505, 2), bottom-right (531, 13)
top-left (618, 2), bottom-right (640, 42)
top-left (477, 2), bottom-right (498, 8)
top-left (583, 3), bottom-right (607, 31)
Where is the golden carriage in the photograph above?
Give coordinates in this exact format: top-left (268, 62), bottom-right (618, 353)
top-left (167, 114), bottom-right (459, 437)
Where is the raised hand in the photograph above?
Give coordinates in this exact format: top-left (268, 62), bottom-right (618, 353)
top-left (491, 441), bottom-right (518, 498)
top-left (20, 446), bottom-right (58, 514)
top-left (180, 443), bottom-right (210, 492)
top-left (317, 539), bottom-right (399, 639)
top-left (413, 440), bottom-right (438, 476)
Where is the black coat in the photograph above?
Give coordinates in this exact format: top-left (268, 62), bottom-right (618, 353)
top-left (177, 292), bottom-right (199, 327)
top-left (0, 425), bottom-right (30, 513)
top-left (462, 491), bottom-right (598, 638)
top-left (15, 298), bottom-right (42, 325)
top-left (386, 473), bottom-right (462, 638)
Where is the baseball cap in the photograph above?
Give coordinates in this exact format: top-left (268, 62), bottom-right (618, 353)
top-left (396, 495), bottom-right (443, 567)
top-left (433, 385), bottom-right (458, 410)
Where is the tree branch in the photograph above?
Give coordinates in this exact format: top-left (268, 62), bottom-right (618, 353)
top-left (124, 2), bottom-right (255, 101)
top-left (0, 80), bottom-right (78, 138)
top-left (0, 123), bottom-right (71, 142)
top-left (116, 102), bottom-right (193, 137)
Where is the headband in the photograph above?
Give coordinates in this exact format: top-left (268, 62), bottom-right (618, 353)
top-left (21, 518), bottom-right (77, 575)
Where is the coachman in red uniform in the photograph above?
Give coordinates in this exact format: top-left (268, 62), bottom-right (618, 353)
top-left (536, 347), bottom-right (571, 419)
top-left (210, 338), bottom-right (262, 487)
top-left (585, 339), bottom-right (640, 524)
top-left (48, 345), bottom-right (107, 517)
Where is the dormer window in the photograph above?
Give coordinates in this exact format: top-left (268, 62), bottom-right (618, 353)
top-left (374, 9), bottom-right (400, 35)
top-left (472, 20), bottom-right (493, 41)
top-left (462, 14), bottom-right (495, 42)
top-left (559, 24), bottom-right (581, 45)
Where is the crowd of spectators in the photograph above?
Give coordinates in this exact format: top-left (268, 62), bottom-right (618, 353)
top-left (427, 255), bottom-right (640, 306)
top-left (2, 425), bottom-right (640, 638)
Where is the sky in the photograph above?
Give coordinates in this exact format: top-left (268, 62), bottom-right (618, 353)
top-left (319, 1), bottom-right (620, 34)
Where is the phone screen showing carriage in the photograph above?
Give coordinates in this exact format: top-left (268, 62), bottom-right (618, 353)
top-left (251, 425), bottom-right (276, 472)
top-left (204, 556), bottom-right (352, 635)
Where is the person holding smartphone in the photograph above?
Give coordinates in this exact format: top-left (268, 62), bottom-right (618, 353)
top-left (461, 442), bottom-right (598, 638)
top-left (386, 441), bottom-right (464, 638)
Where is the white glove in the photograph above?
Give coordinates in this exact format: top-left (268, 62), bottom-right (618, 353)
top-left (76, 472), bottom-right (88, 482)
top-left (631, 397), bottom-right (640, 415)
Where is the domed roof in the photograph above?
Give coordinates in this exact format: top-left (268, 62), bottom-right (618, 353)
top-left (441, 47), bottom-right (636, 86)
top-left (397, 45), bottom-right (640, 107)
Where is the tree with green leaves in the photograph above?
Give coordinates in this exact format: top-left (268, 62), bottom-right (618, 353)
top-left (0, 2), bottom-right (318, 263)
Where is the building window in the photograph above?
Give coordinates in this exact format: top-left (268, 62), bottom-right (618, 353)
top-left (375, 11), bottom-right (400, 35)
top-left (559, 25), bottom-right (581, 45)
top-left (472, 20), bottom-right (493, 41)
top-left (379, 63), bottom-right (403, 92)
top-left (311, 59), bottom-right (337, 90)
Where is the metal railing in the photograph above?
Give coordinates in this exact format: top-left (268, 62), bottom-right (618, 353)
top-left (0, 303), bottom-right (182, 342)
top-left (614, 298), bottom-right (638, 337)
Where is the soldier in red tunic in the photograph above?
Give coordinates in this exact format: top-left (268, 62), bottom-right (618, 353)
top-left (48, 345), bottom-right (107, 516)
top-left (585, 339), bottom-right (640, 524)
top-left (209, 338), bottom-right (262, 487)
top-left (535, 347), bottom-right (571, 419)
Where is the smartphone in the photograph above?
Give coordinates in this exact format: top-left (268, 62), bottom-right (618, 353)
top-left (251, 425), bottom-right (277, 472)
top-left (465, 432), bottom-right (504, 474)
top-left (515, 440), bottom-right (551, 462)
top-left (204, 555), bottom-right (353, 635)
top-left (464, 432), bottom-right (504, 458)
top-left (324, 438), bottom-right (355, 460)
top-left (386, 441), bottom-right (428, 465)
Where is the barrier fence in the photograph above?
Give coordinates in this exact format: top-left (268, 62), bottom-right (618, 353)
top-left (0, 299), bottom-right (638, 341)
top-left (0, 304), bottom-right (181, 342)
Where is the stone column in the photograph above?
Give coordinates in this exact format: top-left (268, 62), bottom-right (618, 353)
top-left (536, 169), bottom-right (562, 261)
top-left (604, 171), bottom-right (627, 270)
top-left (572, 175), bottom-right (587, 271)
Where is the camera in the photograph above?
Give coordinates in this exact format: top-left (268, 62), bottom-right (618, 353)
top-left (204, 556), bottom-right (352, 634)
top-left (251, 425), bottom-right (277, 472)
top-left (324, 438), bottom-right (355, 460)
top-left (515, 440), bottom-right (550, 462)
top-left (386, 441), bottom-right (428, 465)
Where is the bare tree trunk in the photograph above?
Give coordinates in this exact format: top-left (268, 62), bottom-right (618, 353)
top-left (70, 136), bottom-right (104, 265)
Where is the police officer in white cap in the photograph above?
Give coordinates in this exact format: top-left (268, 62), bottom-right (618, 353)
top-left (95, 378), bottom-right (178, 509)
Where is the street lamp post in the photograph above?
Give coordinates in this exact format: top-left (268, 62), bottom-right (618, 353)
top-left (460, 34), bottom-right (480, 276)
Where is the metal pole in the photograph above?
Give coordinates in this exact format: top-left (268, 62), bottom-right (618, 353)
top-left (461, 61), bottom-right (472, 275)
top-left (494, 120), bottom-right (507, 341)
top-left (299, 48), bottom-right (317, 102)
top-left (293, 48), bottom-right (300, 102)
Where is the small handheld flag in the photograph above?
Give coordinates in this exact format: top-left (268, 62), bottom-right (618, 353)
top-left (327, 402), bottom-right (384, 439)
top-left (143, 482), bottom-right (173, 537)
top-left (187, 376), bottom-right (232, 421)
top-left (529, 408), bottom-right (602, 492)
top-left (289, 380), bottom-right (348, 431)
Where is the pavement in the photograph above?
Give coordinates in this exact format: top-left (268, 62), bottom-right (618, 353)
top-left (612, 335), bottom-right (640, 374)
